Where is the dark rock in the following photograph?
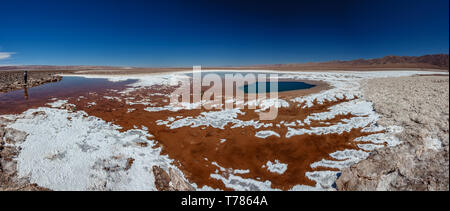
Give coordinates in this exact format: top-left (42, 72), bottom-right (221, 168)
top-left (152, 166), bottom-right (172, 191)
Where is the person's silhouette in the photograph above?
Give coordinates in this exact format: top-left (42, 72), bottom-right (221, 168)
top-left (24, 70), bottom-right (28, 85)
top-left (23, 70), bottom-right (29, 100)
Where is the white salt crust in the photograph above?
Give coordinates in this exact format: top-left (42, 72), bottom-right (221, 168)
top-left (255, 130), bottom-right (281, 139)
top-left (5, 107), bottom-right (186, 191)
top-left (263, 160), bottom-right (288, 174)
top-left (5, 70), bottom-right (446, 191)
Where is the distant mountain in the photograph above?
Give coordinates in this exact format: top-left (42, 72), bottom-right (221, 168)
top-left (325, 54), bottom-right (449, 68)
top-left (1, 54), bottom-right (448, 72)
top-left (248, 54), bottom-right (449, 70)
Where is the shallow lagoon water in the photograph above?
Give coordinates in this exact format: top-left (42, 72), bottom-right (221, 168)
top-left (241, 81), bottom-right (316, 93)
top-left (0, 76), bottom-right (136, 115)
top-left (184, 71), bottom-right (317, 94)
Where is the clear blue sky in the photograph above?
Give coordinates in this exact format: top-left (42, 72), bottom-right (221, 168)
top-left (0, 0), bottom-right (448, 67)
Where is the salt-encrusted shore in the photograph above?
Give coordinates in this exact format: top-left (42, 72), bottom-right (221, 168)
top-left (0, 71), bottom-right (62, 93)
top-left (1, 70), bottom-right (448, 191)
top-left (336, 75), bottom-right (449, 191)
top-left (1, 103), bottom-right (193, 191)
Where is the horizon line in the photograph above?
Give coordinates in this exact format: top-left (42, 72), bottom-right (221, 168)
top-left (0, 53), bottom-right (448, 69)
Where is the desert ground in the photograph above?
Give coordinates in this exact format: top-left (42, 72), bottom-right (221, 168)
top-left (337, 75), bottom-right (449, 190)
top-left (0, 68), bottom-right (448, 191)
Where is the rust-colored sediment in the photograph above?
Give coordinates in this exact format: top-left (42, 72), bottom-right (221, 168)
top-left (1, 76), bottom-right (383, 190)
top-left (0, 78), bottom-right (134, 115)
top-left (68, 84), bottom-right (382, 190)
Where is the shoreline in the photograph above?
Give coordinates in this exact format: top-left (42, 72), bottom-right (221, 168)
top-left (0, 71), bottom-right (62, 93)
top-left (0, 70), bottom-right (448, 191)
top-left (337, 75), bottom-right (449, 190)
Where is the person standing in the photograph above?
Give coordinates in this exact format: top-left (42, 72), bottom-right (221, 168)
top-left (24, 70), bottom-right (28, 85)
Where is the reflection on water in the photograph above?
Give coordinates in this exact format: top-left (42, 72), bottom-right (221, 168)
top-left (184, 72), bottom-right (316, 94)
top-left (24, 86), bottom-right (29, 100)
top-left (0, 76), bottom-right (136, 115)
top-left (241, 81), bottom-right (316, 93)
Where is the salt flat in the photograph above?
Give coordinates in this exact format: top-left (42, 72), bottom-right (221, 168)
top-left (1, 70), bottom-right (447, 191)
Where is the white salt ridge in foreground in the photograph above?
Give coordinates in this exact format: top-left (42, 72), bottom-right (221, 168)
top-left (6, 107), bottom-right (186, 191)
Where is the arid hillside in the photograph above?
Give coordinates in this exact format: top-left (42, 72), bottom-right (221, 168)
top-left (326, 54), bottom-right (449, 69)
top-left (0, 54), bottom-right (448, 73)
top-left (246, 54), bottom-right (449, 70)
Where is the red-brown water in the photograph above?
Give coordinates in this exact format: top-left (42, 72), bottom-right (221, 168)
top-left (0, 74), bottom-right (383, 190)
top-left (0, 76), bottom-right (136, 115)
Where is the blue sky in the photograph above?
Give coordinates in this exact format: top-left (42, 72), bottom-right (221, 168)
top-left (0, 0), bottom-right (448, 67)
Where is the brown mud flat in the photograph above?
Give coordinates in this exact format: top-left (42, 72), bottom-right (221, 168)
top-left (0, 75), bottom-right (383, 190)
top-left (65, 83), bottom-right (383, 190)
